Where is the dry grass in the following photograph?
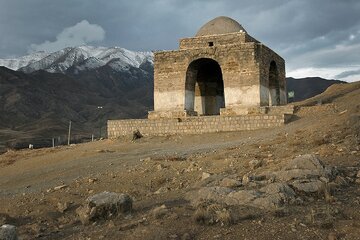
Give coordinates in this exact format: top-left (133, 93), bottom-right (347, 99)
top-left (193, 202), bottom-right (233, 226)
top-left (318, 182), bottom-right (335, 203)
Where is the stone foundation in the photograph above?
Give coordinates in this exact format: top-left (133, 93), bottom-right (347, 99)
top-left (108, 114), bottom-right (291, 138)
top-left (148, 110), bottom-right (197, 120)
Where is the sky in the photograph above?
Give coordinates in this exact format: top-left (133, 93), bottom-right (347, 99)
top-left (0, 0), bottom-right (360, 82)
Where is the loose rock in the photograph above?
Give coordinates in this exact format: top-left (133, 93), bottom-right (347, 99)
top-left (201, 172), bottom-right (212, 180)
top-left (54, 185), bottom-right (68, 191)
top-left (154, 186), bottom-right (170, 194)
top-left (76, 191), bottom-right (132, 225)
top-left (57, 202), bottom-right (70, 213)
top-left (334, 176), bottom-right (348, 186)
top-left (249, 159), bottom-right (262, 169)
top-left (151, 205), bottom-right (168, 219)
top-left (88, 178), bottom-right (98, 183)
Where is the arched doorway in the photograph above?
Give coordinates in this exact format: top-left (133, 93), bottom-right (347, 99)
top-left (269, 61), bottom-right (280, 106)
top-left (185, 58), bottom-right (225, 115)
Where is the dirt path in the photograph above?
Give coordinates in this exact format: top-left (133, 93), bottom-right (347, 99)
top-left (0, 126), bottom-right (286, 196)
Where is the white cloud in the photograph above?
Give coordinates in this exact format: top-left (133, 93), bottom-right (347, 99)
top-left (335, 68), bottom-right (360, 79)
top-left (287, 66), bottom-right (360, 82)
top-left (29, 20), bottom-right (105, 53)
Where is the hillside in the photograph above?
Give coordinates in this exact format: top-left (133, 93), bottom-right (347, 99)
top-left (0, 64), bottom-right (153, 150)
top-left (0, 81), bottom-right (359, 239)
top-left (287, 77), bottom-right (346, 102)
top-left (0, 65), bottom-right (345, 152)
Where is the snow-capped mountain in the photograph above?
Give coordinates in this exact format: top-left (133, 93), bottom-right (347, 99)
top-left (0, 51), bottom-right (50, 70)
top-left (0, 46), bottom-right (153, 74)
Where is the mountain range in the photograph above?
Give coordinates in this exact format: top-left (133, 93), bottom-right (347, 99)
top-left (0, 46), bottom-right (153, 74)
top-left (0, 46), bottom-right (347, 151)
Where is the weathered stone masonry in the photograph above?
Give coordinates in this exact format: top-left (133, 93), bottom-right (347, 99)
top-left (107, 16), bottom-right (291, 137)
top-left (108, 114), bottom-right (291, 137)
top-left (150, 16), bottom-right (287, 119)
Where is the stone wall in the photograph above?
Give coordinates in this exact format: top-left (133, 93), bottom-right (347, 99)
top-left (108, 114), bottom-right (288, 138)
top-left (179, 32), bottom-right (259, 50)
top-left (258, 44), bottom-right (286, 106)
top-left (154, 42), bottom-right (262, 114)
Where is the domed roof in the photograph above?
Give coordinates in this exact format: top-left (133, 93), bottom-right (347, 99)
top-left (195, 16), bottom-right (246, 37)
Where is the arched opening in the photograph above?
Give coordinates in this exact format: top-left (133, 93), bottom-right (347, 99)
top-left (185, 58), bottom-right (225, 115)
top-left (268, 61), bottom-right (280, 106)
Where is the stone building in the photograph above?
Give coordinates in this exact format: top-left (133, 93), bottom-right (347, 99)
top-left (107, 16), bottom-right (292, 138)
top-left (149, 16), bottom-right (287, 119)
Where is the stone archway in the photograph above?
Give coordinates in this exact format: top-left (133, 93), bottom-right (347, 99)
top-left (185, 58), bottom-right (225, 115)
top-left (269, 61), bottom-right (280, 106)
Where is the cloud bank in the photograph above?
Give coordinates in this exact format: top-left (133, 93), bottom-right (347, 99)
top-left (29, 20), bottom-right (105, 53)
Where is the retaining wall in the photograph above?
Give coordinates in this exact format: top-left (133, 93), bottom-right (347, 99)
top-left (107, 114), bottom-right (289, 138)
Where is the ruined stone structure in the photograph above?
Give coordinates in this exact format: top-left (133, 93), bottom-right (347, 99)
top-left (108, 16), bottom-right (291, 137)
top-left (149, 16), bottom-right (287, 119)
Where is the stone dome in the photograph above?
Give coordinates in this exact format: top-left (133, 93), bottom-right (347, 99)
top-left (195, 16), bottom-right (246, 37)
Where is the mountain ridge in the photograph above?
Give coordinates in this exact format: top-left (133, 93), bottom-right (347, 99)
top-left (287, 77), bottom-right (346, 102)
top-left (0, 46), bottom-right (153, 74)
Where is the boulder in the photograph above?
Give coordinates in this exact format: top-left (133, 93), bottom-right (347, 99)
top-left (290, 180), bottom-right (324, 193)
top-left (186, 187), bottom-right (233, 206)
top-left (76, 192), bottom-right (132, 224)
top-left (275, 169), bottom-right (322, 182)
top-left (219, 178), bottom-right (242, 188)
top-left (242, 174), bottom-right (267, 185)
top-left (187, 184), bottom-right (295, 210)
top-left (259, 183), bottom-right (295, 197)
top-left (284, 154), bottom-right (331, 175)
top-left (226, 190), bottom-right (259, 205)
top-left (0, 224), bottom-right (17, 240)
top-left (252, 183), bottom-right (296, 209)
top-left (274, 154), bottom-right (332, 182)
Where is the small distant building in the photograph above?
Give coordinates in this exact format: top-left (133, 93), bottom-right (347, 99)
top-left (108, 16), bottom-right (292, 137)
top-left (149, 16), bottom-right (287, 119)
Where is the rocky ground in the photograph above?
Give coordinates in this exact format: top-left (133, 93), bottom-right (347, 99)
top-left (0, 81), bottom-right (359, 240)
